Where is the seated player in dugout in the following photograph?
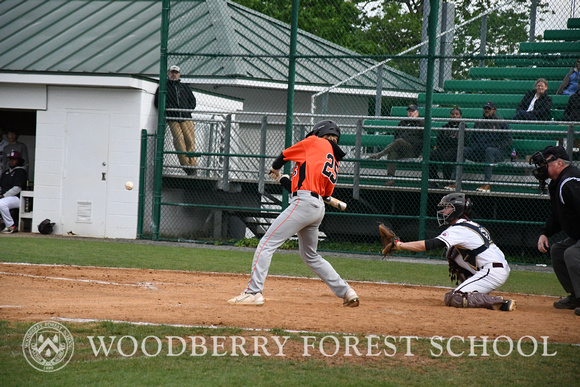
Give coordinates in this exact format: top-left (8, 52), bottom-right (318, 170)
top-left (392, 193), bottom-right (516, 311)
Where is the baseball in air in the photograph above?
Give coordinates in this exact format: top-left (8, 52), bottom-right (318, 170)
top-left (125, 181), bottom-right (134, 190)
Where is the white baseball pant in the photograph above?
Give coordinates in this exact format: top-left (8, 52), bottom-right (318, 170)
top-left (245, 190), bottom-right (350, 298)
top-left (0, 196), bottom-right (20, 228)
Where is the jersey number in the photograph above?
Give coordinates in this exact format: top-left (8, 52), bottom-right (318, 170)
top-left (322, 153), bottom-right (338, 184)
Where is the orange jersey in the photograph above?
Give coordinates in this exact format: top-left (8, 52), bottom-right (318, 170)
top-left (282, 136), bottom-right (338, 197)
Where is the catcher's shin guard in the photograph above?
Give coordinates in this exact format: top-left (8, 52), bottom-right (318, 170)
top-left (444, 291), bottom-right (505, 310)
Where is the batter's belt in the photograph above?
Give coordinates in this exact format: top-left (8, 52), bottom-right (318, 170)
top-left (291, 191), bottom-right (321, 200)
top-left (478, 262), bottom-right (504, 270)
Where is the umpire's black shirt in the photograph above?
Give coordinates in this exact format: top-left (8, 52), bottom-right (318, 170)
top-left (543, 165), bottom-right (580, 240)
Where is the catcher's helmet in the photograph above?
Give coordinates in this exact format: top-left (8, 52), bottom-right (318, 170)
top-left (437, 193), bottom-right (472, 226)
top-left (307, 120), bottom-right (341, 143)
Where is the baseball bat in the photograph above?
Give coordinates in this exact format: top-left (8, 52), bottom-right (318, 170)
top-left (323, 196), bottom-right (347, 211)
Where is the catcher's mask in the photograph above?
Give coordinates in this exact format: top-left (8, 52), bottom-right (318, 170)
top-left (306, 120), bottom-right (341, 144)
top-left (437, 193), bottom-right (472, 226)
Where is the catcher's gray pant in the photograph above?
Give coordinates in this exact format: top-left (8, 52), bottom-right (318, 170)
top-left (245, 190), bottom-right (350, 298)
top-left (454, 262), bottom-right (510, 294)
top-left (550, 237), bottom-right (580, 298)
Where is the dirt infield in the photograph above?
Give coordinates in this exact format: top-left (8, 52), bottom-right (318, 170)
top-left (0, 263), bottom-right (578, 344)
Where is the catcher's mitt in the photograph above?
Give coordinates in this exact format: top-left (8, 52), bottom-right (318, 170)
top-left (378, 223), bottom-right (398, 257)
top-left (446, 247), bottom-right (473, 285)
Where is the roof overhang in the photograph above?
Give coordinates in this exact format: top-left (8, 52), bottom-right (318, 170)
top-left (190, 77), bottom-right (418, 98)
top-left (0, 72), bottom-right (159, 93)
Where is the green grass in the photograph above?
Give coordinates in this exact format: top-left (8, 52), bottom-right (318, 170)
top-left (0, 236), bottom-right (573, 386)
top-left (1, 321), bottom-right (578, 387)
top-left (0, 236), bottom-right (562, 295)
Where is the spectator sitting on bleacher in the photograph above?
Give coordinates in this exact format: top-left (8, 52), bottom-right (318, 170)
top-left (464, 101), bottom-right (512, 193)
top-left (563, 81), bottom-right (580, 122)
top-left (511, 78), bottom-right (552, 121)
top-left (368, 104), bottom-right (424, 186)
top-left (556, 59), bottom-right (580, 95)
top-left (429, 108), bottom-right (462, 189)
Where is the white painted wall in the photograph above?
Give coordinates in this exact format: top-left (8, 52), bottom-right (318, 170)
top-left (0, 75), bottom-right (158, 238)
top-left (33, 84), bottom-right (158, 238)
top-left (0, 73), bottom-right (244, 239)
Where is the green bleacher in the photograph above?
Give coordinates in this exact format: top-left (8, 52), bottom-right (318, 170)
top-left (493, 57), bottom-right (576, 67)
top-left (340, 134), bottom-right (394, 148)
top-left (416, 93), bottom-right (569, 109)
top-left (543, 29), bottom-right (580, 41)
top-left (359, 18), bottom-right (580, 194)
top-left (568, 18), bottom-right (580, 28)
top-left (389, 106), bottom-right (566, 121)
top-left (443, 80), bottom-right (560, 94)
top-left (519, 41), bottom-right (580, 54)
top-left (469, 67), bottom-right (571, 80)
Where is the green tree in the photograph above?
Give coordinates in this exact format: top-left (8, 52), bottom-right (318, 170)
top-left (450, 0), bottom-right (550, 79)
top-left (233, 0), bottom-right (551, 79)
top-left (234, 0), bottom-right (362, 50)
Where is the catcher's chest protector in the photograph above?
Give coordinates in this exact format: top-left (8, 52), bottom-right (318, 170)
top-left (452, 222), bottom-right (492, 269)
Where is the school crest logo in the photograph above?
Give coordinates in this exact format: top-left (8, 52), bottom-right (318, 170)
top-left (22, 321), bottom-right (74, 372)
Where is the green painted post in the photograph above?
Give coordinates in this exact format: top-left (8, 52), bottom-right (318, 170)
top-left (418, 0), bottom-right (440, 241)
top-left (137, 130), bottom-right (148, 239)
top-left (152, 0), bottom-right (170, 240)
top-left (282, 0), bottom-right (300, 208)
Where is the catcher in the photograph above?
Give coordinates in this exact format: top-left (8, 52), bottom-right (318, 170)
top-left (380, 193), bottom-right (516, 311)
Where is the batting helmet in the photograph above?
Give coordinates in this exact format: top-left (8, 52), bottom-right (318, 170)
top-left (38, 219), bottom-right (55, 235)
top-left (437, 193), bottom-right (473, 226)
top-left (306, 120), bottom-right (341, 143)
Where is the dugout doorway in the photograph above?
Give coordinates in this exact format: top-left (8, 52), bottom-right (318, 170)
top-left (0, 109), bottom-right (37, 187)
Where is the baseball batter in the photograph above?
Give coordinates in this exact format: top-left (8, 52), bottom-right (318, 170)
top-left (393, 193), bottom-right (516, 311)
top-left (228, 120), bottom-right (359, 307)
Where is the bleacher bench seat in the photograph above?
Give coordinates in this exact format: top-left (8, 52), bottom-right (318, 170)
top-left (469, 67), bottom-right (571, 80)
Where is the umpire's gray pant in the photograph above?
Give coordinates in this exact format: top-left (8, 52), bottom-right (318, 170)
top-left (551, 238), bottom-right (580, 298)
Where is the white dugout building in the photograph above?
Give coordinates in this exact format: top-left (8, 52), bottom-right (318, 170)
top-left (0, 0), bottom-right (423, 238)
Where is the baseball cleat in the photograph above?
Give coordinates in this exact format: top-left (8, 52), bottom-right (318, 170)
top-left (228, 292), bottom-right (264, 306)
top-left (1, 226), bottom-right (16, 234)
top-left (499, 299), bottom-right (516, 312)
top-left (553, 295), bottom-right (580, 310)
top-left (343, 288), bottom-right (359, 307)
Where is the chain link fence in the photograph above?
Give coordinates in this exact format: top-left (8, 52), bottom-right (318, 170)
top-left (141, 0), bottom-right (579, 264)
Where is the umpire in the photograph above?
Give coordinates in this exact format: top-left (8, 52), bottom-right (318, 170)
top-left (534, 146), bottom-right (580, 316)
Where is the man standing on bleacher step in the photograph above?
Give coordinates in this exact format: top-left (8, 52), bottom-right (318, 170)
top-left (0, 151), bottom-right (27, 234)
